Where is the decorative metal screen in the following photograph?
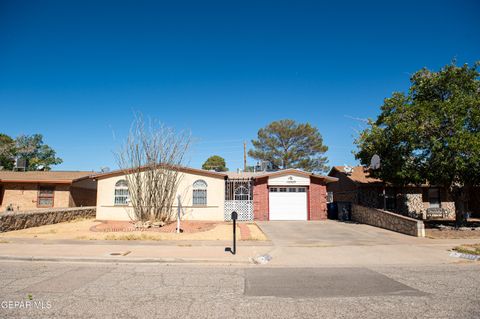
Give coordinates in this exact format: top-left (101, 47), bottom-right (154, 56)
top-left (224, 200), bottom-right (253, 221)
top-left (224, 178), bottom-right (253, 221)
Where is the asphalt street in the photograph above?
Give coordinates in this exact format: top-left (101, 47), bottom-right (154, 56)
top-left (0, 261), bottom-right (479, 318)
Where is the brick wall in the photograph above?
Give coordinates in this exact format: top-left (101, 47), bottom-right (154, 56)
top-left (0, 183), bottom-right (96, 212)
top-left (309, 177), bottom-right (327, 220)
top-left (0, 183), bottom-right (38, 211)
top-left (253, 177), bottom-right (269, 221)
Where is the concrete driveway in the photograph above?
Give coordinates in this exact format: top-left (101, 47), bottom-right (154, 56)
top-left (255, 220), bottom-right (476, 266)
top-left (256, 220), bottom-right (421, 247)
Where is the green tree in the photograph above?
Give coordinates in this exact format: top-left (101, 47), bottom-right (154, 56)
top-left (0, 134), bottom-right (15, 170)
top-left (202, 155), bottom-right (228, 172)
top-left (354, 61), bottom-right (480, 225)
top-left (249, 119), bottom-right (329, 172)
top-left (14, 134), bottom-right (63, 170)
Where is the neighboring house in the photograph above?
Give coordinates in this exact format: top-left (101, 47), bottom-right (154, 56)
top-left (0, 171), bottom-right (97, 212)
top-left (327, 166), bottom-right (457, 219)
top-left (93, 166), bottom-right (337, 221)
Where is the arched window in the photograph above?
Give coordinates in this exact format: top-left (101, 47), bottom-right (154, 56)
top-left (193, 180), bottom-right (207, 205)
top-left (234, 186), bottom-right (250, 200)
top-left (114, 180), bottom-right (129, 205)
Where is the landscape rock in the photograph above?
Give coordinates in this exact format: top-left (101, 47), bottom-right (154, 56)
top-left (0, 207), bottom-right (96, 232)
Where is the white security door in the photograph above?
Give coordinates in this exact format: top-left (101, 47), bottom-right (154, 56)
top-left (269, 187), bottom-right (308, 220)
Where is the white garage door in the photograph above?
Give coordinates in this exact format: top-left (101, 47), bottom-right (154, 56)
top-left (269, 187), bottom-right (308, 220)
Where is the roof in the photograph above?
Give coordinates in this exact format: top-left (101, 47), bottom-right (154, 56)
top-left (256, 168), bottom-right (338, 183)
top-left (0, 171), bottom-right (95, 184)
top-left (328, 166), bottom-right (382, 184)
top-left (92, 164), bottom-right (228, 180)
top-left (225, 171), bottom-right (265, 179)
top-left (228, 168), bottom-right (338, 183)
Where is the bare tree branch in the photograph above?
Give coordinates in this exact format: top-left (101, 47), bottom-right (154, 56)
top-left (115, 113), bottom-right (192, 222)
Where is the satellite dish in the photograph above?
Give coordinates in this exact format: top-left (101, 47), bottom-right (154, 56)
top-left (370, 154), bottom-right (381, 170)
top-left (344, 165), bottom-right (353, 174)
top-left (100, 167), bottom-right (110, 173)
top-left (37, 165), bottom-right (45, 171)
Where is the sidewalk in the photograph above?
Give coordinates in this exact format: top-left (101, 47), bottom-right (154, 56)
top-left (0, 239), bottom-right (273, 264)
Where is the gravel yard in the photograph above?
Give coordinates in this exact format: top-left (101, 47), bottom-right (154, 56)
top-left (0, 218), bottom-right (268, 241)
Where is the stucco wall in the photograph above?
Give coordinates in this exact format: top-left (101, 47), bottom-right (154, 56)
top-left (96, 170), bottom-right (225, 221)
top-left (0, 207), bottom-right (96, 232)
top-left (352, 204), bottom-right (425, 237)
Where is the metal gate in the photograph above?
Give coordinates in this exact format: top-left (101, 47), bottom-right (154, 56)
top-left (224, 178), bottom-right (253, 221)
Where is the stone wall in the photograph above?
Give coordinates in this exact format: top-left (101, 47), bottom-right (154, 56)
top-left (351, 204), bottom-right (425, 237)
top-left (0, 207), bottom-right (96, 232)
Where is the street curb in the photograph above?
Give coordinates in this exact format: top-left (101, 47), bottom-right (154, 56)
top-left (0, 255), bottom-right (254, 265)
top-left (0, 238), bottom-right (274, 247)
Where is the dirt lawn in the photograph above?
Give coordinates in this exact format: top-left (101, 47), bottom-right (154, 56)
top-left (0, 219), bottom-right (268, 241)
top-left (426, 229), bottom-right (480, 239)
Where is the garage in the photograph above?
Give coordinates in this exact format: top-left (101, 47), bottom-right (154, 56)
top-left (269, 187), bottom-right (308, 220)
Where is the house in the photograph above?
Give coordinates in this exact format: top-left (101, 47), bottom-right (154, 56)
top-left (93, 166), bottom-right (337, 221)
top-left (327, 166), bottom-right (457, 219)
top-left (0, 171), bottom-right (97, 212)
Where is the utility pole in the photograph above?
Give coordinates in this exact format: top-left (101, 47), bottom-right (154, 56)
top-left (243, 141), bottom-right (247, 172)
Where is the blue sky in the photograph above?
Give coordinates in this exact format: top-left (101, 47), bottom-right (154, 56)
top-left (1, 0), bottom-right (479, 172)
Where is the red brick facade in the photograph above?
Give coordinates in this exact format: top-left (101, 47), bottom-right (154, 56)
top-left (253, 177), bottom-right (269, 221)
top-left (309, 176), bottom-right (328, 220)
top-left (252, 175), bottom-right (328, 221)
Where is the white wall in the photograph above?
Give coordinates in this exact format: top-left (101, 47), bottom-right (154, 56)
top-left (96, 170), bottom-right (225, 221)
top-left (268, 173), bottom-right (310, 186)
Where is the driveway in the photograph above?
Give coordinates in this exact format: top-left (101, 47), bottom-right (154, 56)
top-left (255, 220), bottom-right (475, 266)
top-left (256, 220), bottom-right (422, 247)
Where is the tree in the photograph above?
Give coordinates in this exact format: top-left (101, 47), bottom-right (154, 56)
top-left (202, 155), bottom-right (228, 172)
top-left (354, 61), bottom-right (480, 225)
top-left (14, 134), bottom-right (63, 170)
top-left (0, 133), bottom-right (62, 171)
top-left (249, 119), bottom-right (329, 172)
top-left (115, 114), bottom-right (192, 223)
top-left (0, 134), bottom-right (15, 170)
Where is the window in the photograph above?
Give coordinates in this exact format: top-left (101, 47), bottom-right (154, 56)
top-left (428, 188), bottom-right (440, 208)
top-left (297, 187), bottom-right (306, 192)
top-left (234, 186), bottom-right (250, 200)
top-left (279, 187), bottom-right (287, 192)
top-left (288, 187), bottom-right (297, 192)
top-left (327, 191), bottom-right (333, 203)
top-left (193, 180), bottom-right (207, 206)
top-left (114, 180), bottom-right (129, 205)
top-left (38, 186), bottom-right (55, 207)
top-left (269, 187), bottom-right (278, 192)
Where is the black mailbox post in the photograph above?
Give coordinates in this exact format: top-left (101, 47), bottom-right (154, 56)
top-left (231, 211), bottom-right (238, 255)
